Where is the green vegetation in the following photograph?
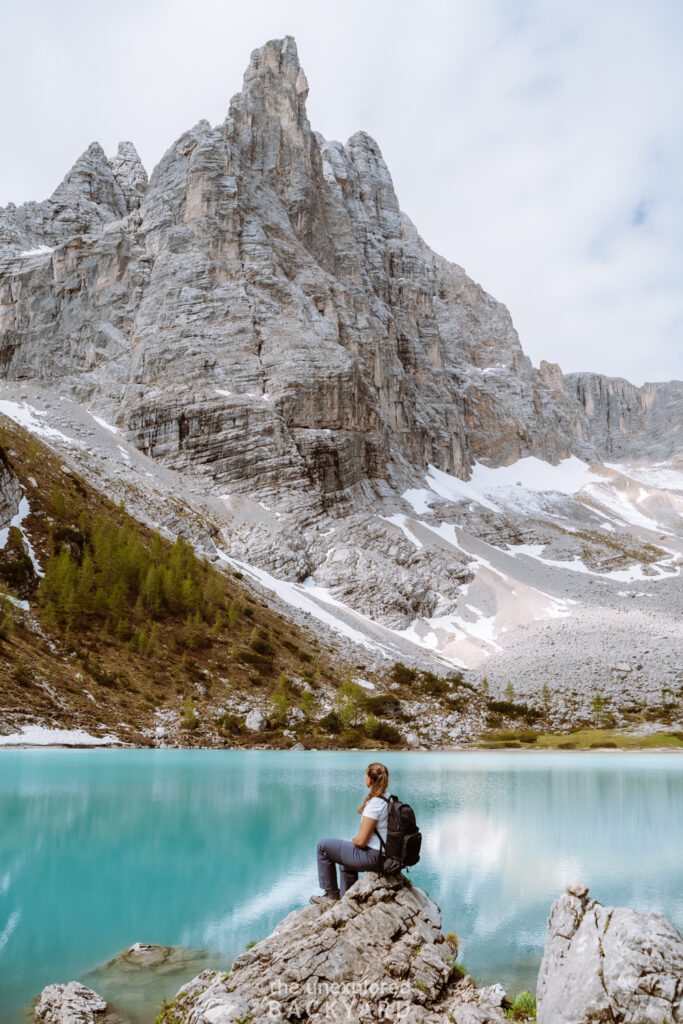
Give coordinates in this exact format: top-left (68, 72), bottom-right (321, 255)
top-left (154, 996), bottom-right (183, 1024)
top-left (300, 689), bottom-right (317, 720)
top-left (0, 417), bottom-right (341, 747)
top-left (487, 698), bottom-right (541, 723)
top-left (180, 696), bottom-right (199, 731)
top-left (390, 661), bottom-right (416, 686)
top-left (481, 728), bottom-right (683, 751)
top-left (269, 673), bottom-right (291, 725)
top-left (506, 990), bottom-right (537, 1020)
top-left (39, 509), bottom-right (227, 643)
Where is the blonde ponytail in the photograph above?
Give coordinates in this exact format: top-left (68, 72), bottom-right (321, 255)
top-left (358, 762), bottom-right (389, 814)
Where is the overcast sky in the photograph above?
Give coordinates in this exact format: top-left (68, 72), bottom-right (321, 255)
top-left (2, 0), bottom-right (681, 385)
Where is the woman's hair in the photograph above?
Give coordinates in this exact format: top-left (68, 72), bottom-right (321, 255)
top-left (358, 762), bottom-right (389, 814)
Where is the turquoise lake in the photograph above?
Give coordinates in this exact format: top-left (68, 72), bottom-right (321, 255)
top-left (1, 750), bottom-right (682, 1022)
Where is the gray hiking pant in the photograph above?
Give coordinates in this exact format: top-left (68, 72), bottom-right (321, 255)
top-left (317, 838), bottom-right (383, 896)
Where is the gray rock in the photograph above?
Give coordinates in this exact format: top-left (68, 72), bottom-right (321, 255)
top-left (33, 981), bottom-right (129, 1023)
top-left (0, 447), bottom-right (22, 529)
top-left (109, 142), bottom-right (148, 212)
top-left (537, 884), bottom-right (683, 1024)
top-left (244, 709), bottom-right (268, 732)
top-left (165, 872), bottom-right (506, 1023)
top-left (564, 372), bottom-right (683, 461)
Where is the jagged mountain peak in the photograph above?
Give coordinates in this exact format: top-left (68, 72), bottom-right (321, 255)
top-left (55, 140), bottom-right (128, 217)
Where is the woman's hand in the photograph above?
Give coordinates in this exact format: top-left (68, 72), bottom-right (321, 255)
top-left (352, 816), bottom-right (378, 848)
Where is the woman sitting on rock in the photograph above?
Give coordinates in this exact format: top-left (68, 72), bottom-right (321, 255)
top-left (311, 762), bottom-right (389, 904)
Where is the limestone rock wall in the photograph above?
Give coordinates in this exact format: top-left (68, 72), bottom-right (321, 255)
top-left (0, 35), bottom-right (605, 514)
top-left (564, 372), bottom-right (683, 461)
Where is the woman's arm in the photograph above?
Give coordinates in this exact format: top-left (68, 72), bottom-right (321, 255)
top-left (352, 816), bottom-right (378, 848)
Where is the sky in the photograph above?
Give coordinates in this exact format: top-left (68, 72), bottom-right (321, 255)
top-left (1, 0), bottom-right (682, 385)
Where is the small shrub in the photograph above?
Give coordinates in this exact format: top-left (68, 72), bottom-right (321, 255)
top-left (270, 690), bottom-right (289, 726)
top-left (365, 694), bottom-right (402, 718)
top-left (506, 990), bottom-right (536, 1020)
top-left (390, 661), bottom-right (417, 686)
top-left (249, 627), bottom-right (273, 656)
top-left (421, 671), bottom-right (450, 695)
top-left (216, 713), bottom-right (243, 734)
top-left (180, 695), bottom-right (199, 731)
top-left (365, 716), bottom-right (402, 745)
top-left (591, 692), bottom-right (609, 727)
top-left (91, 665), bottom-right (118, 688)
top-left (334, 680), bottom-right (367, 728)
top-left (240, 650), bottom-right (274, 672)
top-left (319, 711), bottom-right (341, 735)
top-left (300, 690), bottom-right (317, 720)
top-left (12, 662), bottom-right (32, 686)
top-left (487, 699), bottom-right (540, 722)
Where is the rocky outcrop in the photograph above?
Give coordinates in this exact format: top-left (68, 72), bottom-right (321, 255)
top-left (32, 881), bottom-right (683, 1024)
top-left (33, 980), bottom-right (130, 1024)
top-left (0, 445), bottom-right (22, 528)
top-left (537, 883), bottom-right (683, 1024)
top-left (161, 873), bottom-right (508, 1023)
top-left (564, 373), bottom-right (683, 461)
top-left (0, 141), bottom-right (147, 259)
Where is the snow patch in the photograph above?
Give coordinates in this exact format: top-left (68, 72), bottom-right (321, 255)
top-left (0, 726), bottom-right (120, 746)
top-left (91, 415), bottom-right (119, 434)
top-left (0, 400), bottom-right (78, 445)
top-left (0, 495), bottom-right (43, 577)
top-left (19, 245), bottom-right (54, 257)
top-left (214, 550), bottom-right (381, 651)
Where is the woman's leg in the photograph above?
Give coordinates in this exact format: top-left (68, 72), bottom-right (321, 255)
top-left (317, 839), bottom-right (382, 896)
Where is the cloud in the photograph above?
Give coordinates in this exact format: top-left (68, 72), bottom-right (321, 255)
top-left (1, 0), bottom-right (681, 384)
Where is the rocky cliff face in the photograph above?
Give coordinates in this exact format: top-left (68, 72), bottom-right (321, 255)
top-left (0, 35), bottom-right (598, 502)
top-left (564, 372), bottom-right (683, 461)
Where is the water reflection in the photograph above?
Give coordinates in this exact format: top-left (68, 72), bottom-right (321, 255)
top-left (0, 751), bottom-right (681, 1022)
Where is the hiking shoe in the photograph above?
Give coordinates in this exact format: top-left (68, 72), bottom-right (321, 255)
top-left (309, 891), bottom-right (340, 905)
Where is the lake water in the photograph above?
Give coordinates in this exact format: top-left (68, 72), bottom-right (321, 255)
top-left (1, 750), bottom-right (682, 1022)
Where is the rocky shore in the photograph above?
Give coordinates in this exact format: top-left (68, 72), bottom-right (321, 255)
top-left (33, 876), bottom-right (683, 1024)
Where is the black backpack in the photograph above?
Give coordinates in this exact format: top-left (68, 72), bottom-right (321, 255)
top-left (374, 794), bottom-right (422, 874)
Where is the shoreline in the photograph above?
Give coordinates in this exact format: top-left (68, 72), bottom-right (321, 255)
top-left (2, 742), bottom-right (682, 753)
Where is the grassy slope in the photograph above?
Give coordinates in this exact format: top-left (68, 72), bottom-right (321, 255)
top-left (0, 417), bottom-right (349, 747)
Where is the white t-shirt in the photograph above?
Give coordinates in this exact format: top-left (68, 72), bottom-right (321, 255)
top-left (362, 795), bottom-right (389, 851)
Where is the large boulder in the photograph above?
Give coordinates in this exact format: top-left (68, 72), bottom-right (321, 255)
top-left (537, 883), bottom-right (683, 1024)
top-left (163, 872), bottom-right (508, 1023)
top-left (33, 980), bottom-right (130, 1024)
